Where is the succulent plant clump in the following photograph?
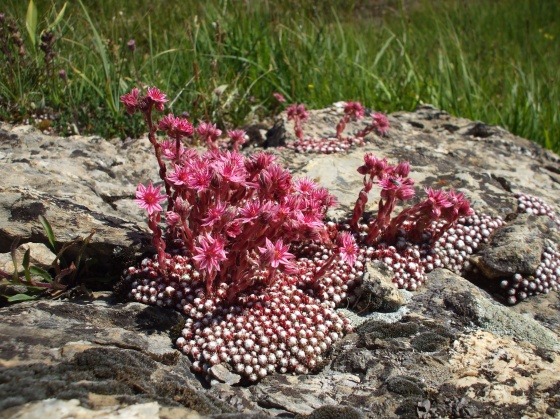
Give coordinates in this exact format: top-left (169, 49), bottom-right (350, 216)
top-left (121, 88), bottom-right (559, 384)
top-left (285, 102), bottom-right (390, 154)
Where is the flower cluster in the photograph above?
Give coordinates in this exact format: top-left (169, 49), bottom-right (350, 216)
top-left (286, 101), bottom-right (390, 155)
top-left (374, 192), bottom-right (559, 303)
top-left (121, 87), bottom-right (364, 381)
top-left (348, 153), bottom-right (473, 248)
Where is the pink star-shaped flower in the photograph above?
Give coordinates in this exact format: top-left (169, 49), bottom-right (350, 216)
top-left (167, 164), bottom-right (190, 186)
top-left (286, 103), bottom-right (309, 122)
top-left (146, 87), bottom-right (168, 111)
top-left (134, 181), bottom-right (167, 215)
top-left (423, 187), bottom-right (453, 219)
top-left (378, 176), bottom-right (415, 201)
top-left (201, 201), bottom-right (227, 227)
top-left (120, 88), bottom-right (139, 115)
top-left (258, 238), bottom-right (294, 269)
top-left (158, 113), bottom-right (194, 138)
top-left (192, 233), bottom-right (228, 273)
top-left (358, 153), bottom-right (388, 177)
top-left (337, 231), bottom-right (358, 266)
top-left (344, 101), bottom-right (365, 120)
top-left (372, 112), bottom-right (390, 136)
top-left (293, 177), bottom-right (319, 195)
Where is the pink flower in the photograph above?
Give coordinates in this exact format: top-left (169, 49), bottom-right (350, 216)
top-left (165, 211), bottom-right (180, 226)
top-left (193, 233), bottom-right (228, 273)
top-left (238, 199), bottom-right (264, 224)
top-left (196, 122), bottom-right (222, 147)
top-left (309, 187), bottom-right (338, 209)
top-left (441, 189), bottom-right (473, 221)
top-left (337, 231), bottom-right (358, 266)
top-left (157, 113), bottom-right (177, 132)
top-left (175, 118), bottom-right (195, 137)
top-left (423, 187), bottom-right (453, 219)
top-left (358, 153), bottom-right (388, 177)
top-left (224, 221), bottom-right (242, 238)
top-left (214, 159), bottom-right (247, 184)
top-left (300, 212), bottom-right (324, 230)
top-left (186, 166), bottom-right (213, 192)
top-left (146, 87), bottom-right (168, 111)
top-left (378, 176), bottom-right (415, 201)
top-left (393, 161), bottom-right (411, 178)
top-left (201, 201), bottom-right (227, 227)
top-left (158, 114), bottom-right (194, 139)
top-left (245, 152), bottom-right (277, 175)
top-left (258, 164), bottom-right (292, 199)
top-left (167, 164), bottom-right (190, 186)
top-left (297, 104), bottom-right (309, 121)
top-left (258, 238), bottom-right (294, 269)
top-left (120, 88), bottom-right (139, 115)
top-left (273, 92), bottom-right (286, 102)
top-left (286, 104), bottom-right (309, 122)
top-left (344, 101), bottom-right (365, 120)
top-left (372, 112), bottom-right (390, 136)
top-left (135, 181), bottom-right (167, 215)
top-left (227, 129), bottom-right (247, 151)
top-left (293, 177), bottom-right (319, 195)
top-left (160, 138), bottom-right (184, 160)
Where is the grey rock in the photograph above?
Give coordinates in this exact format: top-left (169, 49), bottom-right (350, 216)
top-left (209, 364), bottom-right (242, 385)
top-left (418, 268), bottom-right (560, 351)
top-left (385, 375), bottom-right (425, 397)
top-left (301, 404), bottom-right (366, 419)
top-left (352, 260), bottom-right (407, 313)
top-left (0, 294), bottom-right (235, 416)
top-left (471, 214), bottom-right (556, 278)
top-left (0, 186), bottom-right (148, 281)
top-left (1, 399), bottom-right (204, 419)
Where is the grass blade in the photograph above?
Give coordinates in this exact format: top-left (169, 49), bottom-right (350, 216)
top-left (38, 215), bottom-right (57, 252)
top-left (373, 32), bottom-right (396, 69)
top-left (76, 0), bottom-right (117, 113)
top-left (47, 2), bottom-right (68, 32)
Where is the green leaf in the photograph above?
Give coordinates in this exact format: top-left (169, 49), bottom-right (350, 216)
top-left (7, 293), bottom-right (37, 302)
top-left (47, 2), bottom-right (67, 32)
top-left (38, 215), bottom-right (57, 252)
top-left (26, 0), bottom-right (38, 49)
top-left (29, 266), bottom-right (53, 284)
top-left (22, 248), bottom-right (32, 284)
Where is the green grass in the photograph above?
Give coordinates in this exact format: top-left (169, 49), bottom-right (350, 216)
top-left (1, 0), bottom-right (559, 152)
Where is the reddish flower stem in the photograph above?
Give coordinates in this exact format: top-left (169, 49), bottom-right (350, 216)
top-left (144, 109), bottom-right (173, 212)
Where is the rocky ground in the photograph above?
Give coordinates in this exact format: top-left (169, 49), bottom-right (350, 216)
top-left (0, 104), bottom-right (559, 418)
